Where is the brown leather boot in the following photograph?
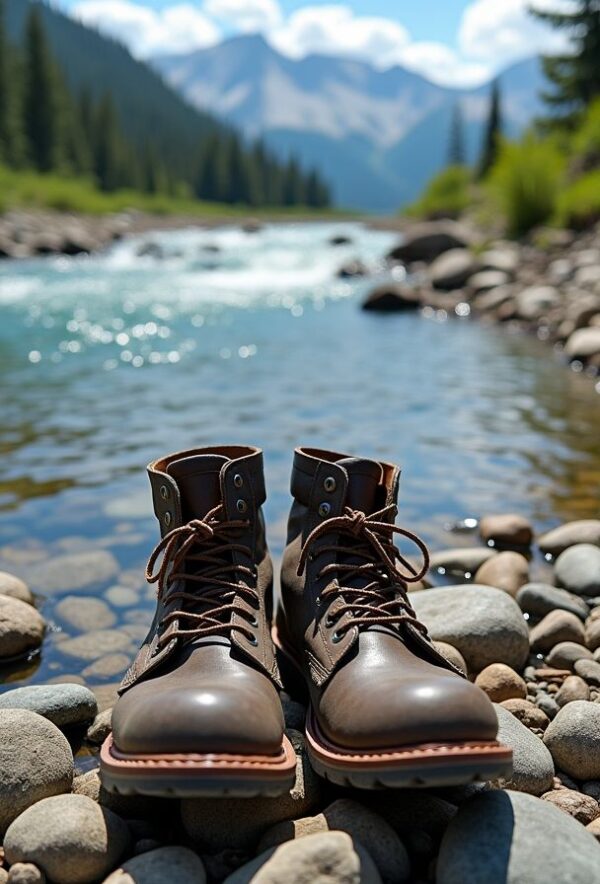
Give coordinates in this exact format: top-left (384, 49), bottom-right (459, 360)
top-left (100, 445), bottom-right (296, 797)
top-left (276, 447), bottom-right (512, 789)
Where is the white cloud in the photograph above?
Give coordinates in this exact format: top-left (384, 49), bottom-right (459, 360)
top-left (71, 1), bottom-right (220, 57)
top-left (269, 5), bottom-right (410, 67)
top-left (203, 0), bottom-right (282, 32)
top-left (67, 0), bottom-right (573, 87)
top-left (459, 0), bottom-right (572, 68)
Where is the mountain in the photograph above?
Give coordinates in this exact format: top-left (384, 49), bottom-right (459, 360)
top-left (155, 35), bottom-right (546, 211)
top-left (4, 0), bottom-right (225, 182)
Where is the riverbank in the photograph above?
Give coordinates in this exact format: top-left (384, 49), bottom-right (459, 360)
top-left (0, 515), bottom-right (599, 882)
top-left (362, 219), bottom-right (600, 379)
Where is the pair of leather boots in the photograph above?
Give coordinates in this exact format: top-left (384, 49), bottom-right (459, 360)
top-left (100, 445), bottom-right (512, 797)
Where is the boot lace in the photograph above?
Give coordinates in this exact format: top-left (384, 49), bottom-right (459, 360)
top-left (297, 504), bottom-right (429, 639)
top-left (146, 504), bottom-right (259, 645)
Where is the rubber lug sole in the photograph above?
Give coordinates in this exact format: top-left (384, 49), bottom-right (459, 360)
top-left (99, 733), bottom-right (297, 798)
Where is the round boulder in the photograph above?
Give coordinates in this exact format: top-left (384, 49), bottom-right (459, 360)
top-left (0, 595), bottom-right (45, 659)
top-left (0, 684), bottom-right (97, 728)
top-left (544, 701), bottom-right (600, 780)
top-left (103, 847), bottom-right (206, 884)
top-left (554, 544), bottom-right (600, 597)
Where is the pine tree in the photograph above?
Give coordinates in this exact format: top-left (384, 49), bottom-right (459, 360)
top-left (0, 0), bottom-right (8, 162)
top-left (23, 5), bottom-right (61, 171)
top-left (477, 79), bottom-right (502, 179)
top-left (530, 1), bottom-right (600, 125)
top-left (283, 156), bottom-right (305, 206)
top-left (93, 95), bottom-right (122, 191)
top-left (448, 102), bottom-right (466, 166)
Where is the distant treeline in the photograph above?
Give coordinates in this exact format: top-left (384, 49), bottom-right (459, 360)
top-left (0, 1), bottom-right (331, 208)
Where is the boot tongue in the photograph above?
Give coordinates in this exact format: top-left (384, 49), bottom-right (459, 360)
top-left (337, 457), bottom-right (383, 514)
top-left (166, 454), bottom-right (229, 521)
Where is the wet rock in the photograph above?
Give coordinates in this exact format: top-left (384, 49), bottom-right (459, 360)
top-left (433, 642), bottom-right (468, 675)
top-left (0, 571), bottom-right (34, 605)
top-left (181, 731), bottom-right (322, 852)
top-left (542, 788), bottom-right (600, 824)
top-left (429, 548), bottom-right (496, 576)
top-left (479, 514), bottom-right (533, 548)
top-left (544, 701), bottom-right (600, 780)
top-left (429, 249), bottom-right (479, 290)
top-left (224, 832), bottom-right (382, 884)
top-left (337, 259), bottom-right (368, 278)
top-left (411, 584), bottom-right (529, 671)
top-left (0, 595), bottom-right (45, 659)
top-left (329, 234), bottom-right (352, 246)
top-left (102, 847), bottom-right (206, 884)
top-left (54, 596), bottom-right (116, 632)
top-left (26, 551), bottom-right (119, 595)
top-left (86, 708), bottom-right (112, 745)
top-left (565, 328), bottom-right (600, 361)
top-left (361, 283), bottom-right (421, 312)
top-left (6, 865), bottom-right (45, 884)
top-left (555, 544), bottom-right (600, 596)
top-left (539, 520), bottom-right (600, 556)
top-left (529, 610), bottom-right (586, 652)
top-left (493, 704), bottom-right (554, 795)
top-left (515, 285), bottom-right (560, 320)
top-left (0, 684), bottom-right (97, 728)
top-left (57, 630), bottom-right (132, 661)
top-left (546, 641), bottom-right (593, 670)
top-left (517, 582), bottom-right (589, 621)
top-left (82, 654), bottom-right (131, 680)
top-left (474, 551), bottom-right (529, 597)
top-left (437, 790), bottom-right (600, 884)
top-left (387, 222), bottom-right (472, 263)
top-left (257, 799), bottom-right (409, 884)
top-left (475, 664), bottom-right (526, 702)
top-left (574, 657), bottom-right (600, 686)
top-left (0, 709), bottom-right (73, 834)
top-left (104, 585), bottom-right (139, 607)
top-left (4, 794), bottom-right (130, 884)
top-left (500, 698), bottom-right (550, 730)
top-left (556, 675), bottom-right (590, 706)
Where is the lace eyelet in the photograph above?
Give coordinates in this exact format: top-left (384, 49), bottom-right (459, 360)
top-left (163, 511), bottom-right (172, 527)
top-left (318, 502), bottom-right (331, 518)
top-left (246, 634), bottom-right (258, 646)
top-left (233, 473), bottom-right (244, 489)
top-left (332, 630), bottom-right (343, 644)
top-left (159, 484), bottom-right (170, 500)
top-left (325, 615), bottom-right (336, 628)
top-left (324, 476), bottom-right (336, 493)
top-left (249, 615), bottom-right (258, 627)
top-left (236, 499), bottom-right (248, 514)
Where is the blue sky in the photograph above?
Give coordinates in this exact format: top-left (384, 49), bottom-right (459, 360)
top-left (59, 0), bottom-right (569, 87)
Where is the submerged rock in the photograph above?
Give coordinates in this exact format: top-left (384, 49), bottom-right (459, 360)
top-left (26, 551), bottom-right (119, 595)
top-left (387, 222), bottom-right (472, 264)
top-left (361, 283), bottom-right (421, 312)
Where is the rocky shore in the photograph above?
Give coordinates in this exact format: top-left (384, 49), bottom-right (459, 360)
top-left (0, 518), bottom-right (600, 881)
top-left (361, 219), bottom-right (600, 377)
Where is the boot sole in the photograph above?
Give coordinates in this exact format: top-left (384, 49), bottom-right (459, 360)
top-left (273, 627), bottom-right (513, 790)
top-left (99, 734), bottom-right (297, 798)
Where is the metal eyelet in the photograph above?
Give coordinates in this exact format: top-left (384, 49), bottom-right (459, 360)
top-left (332, 630), bottom-right (343, 644)
top-left (246, 634), bottom-right (258, 646)
top-left (163, 511), bottom-right (172, 527)
top-left (324, 476), bottom-right (336, 493)
top-left (249, 615), bottom-right (258, 627)
top-left (233, 474), bottom-right (244, 489)
top-left (236, 499), bottom-right (248, 514)
top-left (325, 615), bottom-right (336, 628)
top-left (318, 502), bottom-right (331, 518)
top-left (159, 484), bottom-right (170, 500)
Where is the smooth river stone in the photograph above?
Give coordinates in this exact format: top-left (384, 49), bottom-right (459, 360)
top-left (0, 595), bottom-right (45, 659)
top-left (479, 514), bottom-right (533, 548)
top-left (554, 544), bottom-right (600, 597)
top-left (410, 585), bottom-right (529, 671)
top-left (103, 847), bottom-right (207, 884)
top-left (4, 795), bottom-right (130, 884)
top-left (492, 704), bottom-right (554, 795)
top-left (0, 710), bottom-right (73, 834)
top-left (0, 571), bottom-right (34, 605)
top-left (437, 791), bottom-right (600, 884)
top-left (516, 582), bottom-right (589, 621)
top-left (0, 684), bottom-right (97, 728)
top-left (429, 548), bottom-right (496, 576)
top-left (57, 629), bottom-right (132, 661)
top-left (538, 520), bottom-right (600, 556)
top-left (474, 552), bottom-right (529, 597)
top-left (26, 551), bottom-right (119, 595)
top-left (544, 701), bottom-right (600, 780)
top-left (54, 596), bottom-right (117, 632)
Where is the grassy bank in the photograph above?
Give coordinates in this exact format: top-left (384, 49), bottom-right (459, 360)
top-left (0, 165), bottom-right (347, 220)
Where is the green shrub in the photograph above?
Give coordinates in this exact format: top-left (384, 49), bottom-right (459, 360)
top-left (569, 98), bottom-right (600, 174)
top-left (488, 135), bottom-right (565, 237)
top-left (556, 168), bottom-right (600, 229)
top-left (405, 165), bottom-right (471, 219)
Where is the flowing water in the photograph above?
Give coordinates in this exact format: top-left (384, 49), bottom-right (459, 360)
top-left (0, 220), bottom-right (599, 694)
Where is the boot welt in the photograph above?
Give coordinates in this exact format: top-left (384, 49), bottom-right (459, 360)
top-left (305, 709), bottom-right (513, 789)
top-left (99, 733), bottom-right (297, 798)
